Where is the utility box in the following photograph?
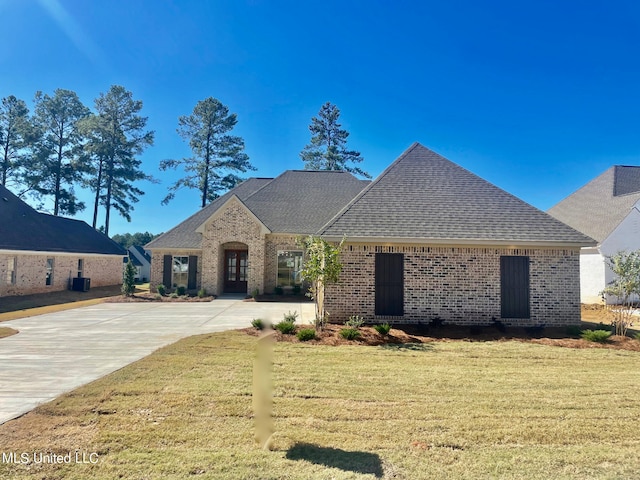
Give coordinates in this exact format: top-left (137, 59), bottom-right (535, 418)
top-left (72, 277), bottom-right (91, 292)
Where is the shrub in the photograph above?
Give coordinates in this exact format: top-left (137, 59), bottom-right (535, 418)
top-left (197, 288), bottom-right (207, 298)
top-left (581, 329), bottom-right (612, 343)
top-left (274, 286), bottom-right (284, 295)
top-left (154, 293), bottom-right (163, 300)
top-left (156, 284), bottom-right (166, 296)
top-left (251, 318), bottom-right (265, 330)
top-left (274, 321), bottom-right (296, 335)
top-left (634, 332), bottom-right (640, 341)
top-left (339, 327), bottom-right (360, 340)
top-left (176, 285), bottom-right (187, 296)
top-left (292, 285), bottom-right (301, 295)
top-left (169, 292), bottom-right (179, 299)
top-left (297, 328), bottom-right (316, 341)
top-left (346, 315), bottom-right (365, 328)
top-left (122, 260), bottom-right (136, 297)
top-left (252, 288), bottom-right (260, 298)
top-left (283, 310), bottom-right (298, 323)
top-left (374, 323), bottom-right (391, 335)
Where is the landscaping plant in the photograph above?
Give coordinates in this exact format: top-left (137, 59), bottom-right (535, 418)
top-left (251, 318), bottom-right (265, 330)
top-left (581, 329), bottom-right (612, 343)
top-left (601, 250), bottom-right (640, 336)
top-left (296, 328), bottom-right (316, 341)
top-left (298, 235), bottom-right (345, 331)
top-left (339, 327), bottom-right (360, 340)
top-left (121, 260), bottom-right (136, 297)
top-left (345, 315), bottom-right (365, 328)
top-left (374, 323), bottom-right (392, 335)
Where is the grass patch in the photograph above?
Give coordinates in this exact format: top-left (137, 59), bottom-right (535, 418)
top-left (0, 326), bottom-right (18, 339)
top-left (1, 331), bottom-right (640, 479)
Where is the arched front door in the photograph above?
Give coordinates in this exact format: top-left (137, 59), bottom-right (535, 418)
top-left (224, 250), bottom-right (248, 293)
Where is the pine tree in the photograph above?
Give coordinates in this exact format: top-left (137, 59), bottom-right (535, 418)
top-left (0, 95), bottom-right (32, 188)
top-left (300, 102), bottom-right (370, 178)
top-left (83, 85), bottom-right (154, 235)
top-left (160, 97), bottom-right (254, 208)
top-left (30, 89), bottom-right (90, 215)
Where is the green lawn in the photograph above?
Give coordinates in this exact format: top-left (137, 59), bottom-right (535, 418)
top-left (1, 331), bottom-right (639, 479)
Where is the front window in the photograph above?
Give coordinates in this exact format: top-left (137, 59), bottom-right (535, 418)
top-left (277, 250), bottom-right (303, 287)
top-left (172, 256), bottom-right (188, 287)
top-left (6, 256), bottom-right (16, 284)
top-left (45, 258), bottom-right (54, 286)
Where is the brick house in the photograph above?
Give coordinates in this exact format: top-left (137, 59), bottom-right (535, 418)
top-left (147, 143), bottom-right (594, 326)
top-left (0, 184), bottom-right (126, 297)
top-left (548, 165), bottom-right (640, 304)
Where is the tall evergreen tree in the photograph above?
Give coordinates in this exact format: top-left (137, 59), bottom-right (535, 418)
top-left (0, 95), bottom-right (32, 188)
top-left (30, 89), bottom-right (90, 215)
top-left (300, 101), bottom-right (370, 178)
top-left (84, 85), bottom-right (154, 235)
top-left (160, 97), bottom-right (254, 208)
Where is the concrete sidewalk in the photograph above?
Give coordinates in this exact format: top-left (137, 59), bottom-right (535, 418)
top-left (0, 299), bottom-right (314, 425)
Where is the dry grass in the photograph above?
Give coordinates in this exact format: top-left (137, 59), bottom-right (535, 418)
top-left (0, 326), bottom-right (18, 339)
top-left (1, 330), bottom-right (639, 479)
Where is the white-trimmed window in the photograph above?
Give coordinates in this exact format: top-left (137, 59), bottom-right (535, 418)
top-left (6, 256), bottom-right (16, 284)
top-left (172, 256), bottom-right (189, 287)
top-left (77, 259), bottom-right (84, 278)
top-left (45, 258), bottom-right (54, 286)
top-left (276, 250), bottom-right (303, 287)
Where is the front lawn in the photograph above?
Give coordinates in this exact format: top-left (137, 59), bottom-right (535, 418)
top-left (1, 331), bottom-right (639, 479)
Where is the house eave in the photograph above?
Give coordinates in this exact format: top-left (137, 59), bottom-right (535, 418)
top-left (319, 235), bottom-right (594, 248)
top-left (0, 248), bottom-right (125, 257)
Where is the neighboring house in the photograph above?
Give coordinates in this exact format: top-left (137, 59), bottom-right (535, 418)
top-left (0, 184), bottom-right (126, 297)
top-left (147, 143), bottom-right (594, 326)
top-left (548, 165), bottom-right (640, 304)
top-left (125, 245), bottom-right (151, 282)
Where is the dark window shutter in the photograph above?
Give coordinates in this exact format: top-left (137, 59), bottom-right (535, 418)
top-left (375, 253), bottom-right (404, 316)
top-left (500, 256), bottom-right (530, 318)
top-left (163, 255), bottom-right (172, 288)
top-left (188, 256), bottom-right (198, 290)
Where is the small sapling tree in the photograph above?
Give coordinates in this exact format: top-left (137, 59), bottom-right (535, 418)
top-left (298, 235), bottom-right (345, 331)
top-left (601, 250), bottom-right (640, 336)
top-left (122, 260), bottom-right (136, 297)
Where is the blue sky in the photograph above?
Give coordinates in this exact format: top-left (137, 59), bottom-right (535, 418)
top-left (2, 0), bottom-right (640, 235)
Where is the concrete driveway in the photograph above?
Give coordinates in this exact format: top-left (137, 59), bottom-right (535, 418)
top-left (0, 299), bottom-right (314, 425)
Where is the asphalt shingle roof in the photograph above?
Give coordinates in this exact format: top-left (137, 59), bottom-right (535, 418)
top-left (320, 143), bottom-right (595, 246)
top-left (244, 170), bottom-right (369, 233)
top-left (147, 172), bottom-right (369, 249)
top-left (547, 165), bottom-right (640, 243)
top-left (0, 185), bottom-right (126, 255)
top-left (146, 178), bottom-right (273, 249)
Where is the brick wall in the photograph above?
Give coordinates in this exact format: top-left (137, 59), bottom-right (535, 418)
top-left (0, 253), bottom-right (123, 297)
top-left (200, 197), bottom-right (266, 295)
top-left (325, 244), bottom-right (581, 326)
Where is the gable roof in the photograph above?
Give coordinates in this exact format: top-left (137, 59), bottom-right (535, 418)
top-left (320, 143), bottom-right (595, 246)
top-left (548, 165), bottom-right (640, 243)
top-left (147, 172), bottom-right (369, 249)
top-left (0, 185), bottom-right (126, 255)
top-left (128, 245), bottom-right (151, 264)
top-left (131, 245), bottom-right (151, 262)
top-left (146, 178), bottom-right (273, 249)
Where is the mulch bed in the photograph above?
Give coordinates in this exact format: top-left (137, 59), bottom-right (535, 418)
top-left (242, 323), bottom-right (640, 351)
top-left (105, 293), bottom-right (215, 303)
